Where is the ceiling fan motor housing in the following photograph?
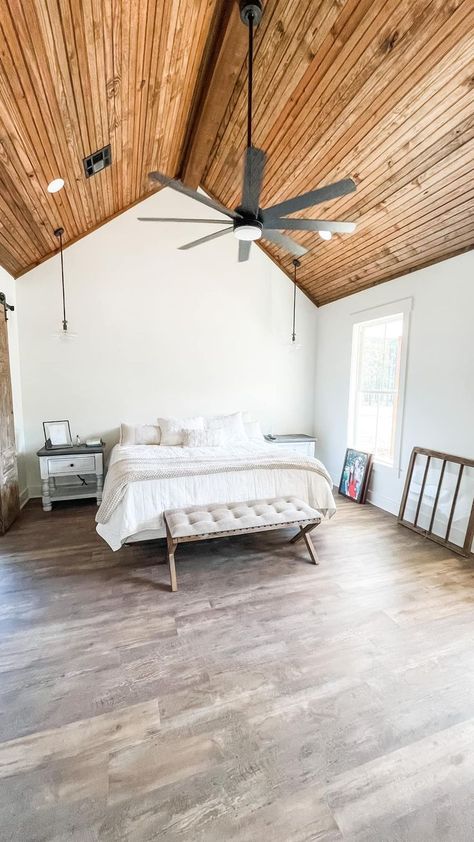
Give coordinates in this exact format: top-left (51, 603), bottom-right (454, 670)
top-left (239, 0), bottom-right (263, 26)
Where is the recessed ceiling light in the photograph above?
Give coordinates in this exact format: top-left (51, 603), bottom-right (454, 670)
top-left (319, 230), bottom-right (332, 241)
top-left (47, 178), bottom-right (64, 194)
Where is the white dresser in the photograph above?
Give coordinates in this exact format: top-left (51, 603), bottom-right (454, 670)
top-left (37, 444), bottom-right (105, 511)
top-left (265, 434), bottom-right (317, 458)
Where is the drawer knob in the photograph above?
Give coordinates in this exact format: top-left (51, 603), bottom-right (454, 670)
top-left (70, 463), bottom-right (74, 467)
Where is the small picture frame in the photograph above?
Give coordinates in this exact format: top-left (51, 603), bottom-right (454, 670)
top-left (43, 420), bottom-right (73, 449)
top-left (339, 448), bottom-right (372, 503)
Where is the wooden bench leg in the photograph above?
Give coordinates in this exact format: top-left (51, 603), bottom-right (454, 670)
top-left (290, 522), bottom-right (320, 565)
top-left (166, 530), bottom-right (178, 592)
top-left (302, 529), bottom-right (319, 565)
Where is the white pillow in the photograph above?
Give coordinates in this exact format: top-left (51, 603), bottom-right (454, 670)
top-left (206, 412), bottom-right (247, 443)
top-left (158, 416), bottom-right (204, 446)
top-left (120, 423), bottom-right (161, 446)
top-left (244, 420), bottom-right (264, 441)
top-left (183, 428), bottom-right (225, 448)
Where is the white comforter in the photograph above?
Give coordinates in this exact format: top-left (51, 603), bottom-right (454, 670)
top-left (96, 442), bottom-right (336, 550)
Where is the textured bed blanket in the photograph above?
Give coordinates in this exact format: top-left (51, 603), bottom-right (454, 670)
top-left (96, 450), bottom-right (333, 524)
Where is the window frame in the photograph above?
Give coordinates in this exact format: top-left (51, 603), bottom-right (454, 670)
top-left (347, 298), bottom-right (412, 472)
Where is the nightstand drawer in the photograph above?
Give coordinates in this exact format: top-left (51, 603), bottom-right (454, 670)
top-left (47, 455), bottom-right (96, 475)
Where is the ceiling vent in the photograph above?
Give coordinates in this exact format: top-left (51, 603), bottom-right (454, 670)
top-left (83, 144), bottom-right (111, 178)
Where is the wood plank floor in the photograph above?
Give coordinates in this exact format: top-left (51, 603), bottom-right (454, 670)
top-left (0, 496), bottom-right (473, 841)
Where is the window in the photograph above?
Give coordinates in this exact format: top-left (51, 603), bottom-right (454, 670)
top-left (348, 312), bottom-right (406, 466)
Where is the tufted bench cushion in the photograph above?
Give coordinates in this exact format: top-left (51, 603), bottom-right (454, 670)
top-left (165, 497), bottom-right (322, 539)
top-left (163, 496), bottom-right (322, 591)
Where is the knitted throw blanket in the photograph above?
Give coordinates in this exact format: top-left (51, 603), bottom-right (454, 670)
top-left (96, 453), bottom-right (333, 524)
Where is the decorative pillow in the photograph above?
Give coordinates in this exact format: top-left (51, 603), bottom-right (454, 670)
top-left (244, 420), bottom-right (264, 441)
top-left (158, 416), bottom-right (204, 446)
top-left (206, 412), bottom-right (247, 443)
top-left (183, 428), bottom-right (225, 448)
top-left (120, 423), bottom-right (161, 446)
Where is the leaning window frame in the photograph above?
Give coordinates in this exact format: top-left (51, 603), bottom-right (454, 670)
top-left (347, 297), bottom-right (412, 473)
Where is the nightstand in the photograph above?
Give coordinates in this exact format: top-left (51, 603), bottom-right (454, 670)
top-left (37, 443), bottom-right (105, 512)
top-left (265, 434), bottom-right (317, 458)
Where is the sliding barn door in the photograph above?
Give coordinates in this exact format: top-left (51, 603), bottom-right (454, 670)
top-left (0, 313), bottom-right (19, 533)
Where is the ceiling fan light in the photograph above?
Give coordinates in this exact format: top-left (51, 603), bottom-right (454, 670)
top-left (319, 230), bottom-right (332, 241)
top-left (234, 224), bottom-right (262, 241)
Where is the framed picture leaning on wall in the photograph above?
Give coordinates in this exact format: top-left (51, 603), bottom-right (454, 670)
top-left (339, 448), bottom-right (372, 503)
top-left (43, 420), bottom-right (73, 449)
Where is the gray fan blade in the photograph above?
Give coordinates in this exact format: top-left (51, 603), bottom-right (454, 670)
top-left (138, 217), bottom-right (232, 224)
top-left (264, 218), bottom-right (356, 234)
top-left (148, 171), bottom-right (239, 219)
top-left (238, 240), bottom-right (252, 262)
top-left (178, 226), bottom-right (233, 251)
top-left (262, 178), bottom-right (356, 218)
top-left (241, 147), bottom-right (266, 216)
top-left (262, 229), bottom-right (308, 257)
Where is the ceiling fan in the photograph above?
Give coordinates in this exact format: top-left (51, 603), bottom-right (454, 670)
top-left (139, 0), bottom-right (357, 262)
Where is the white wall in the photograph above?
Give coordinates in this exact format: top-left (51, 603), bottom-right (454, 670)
top-left (0, 267), bottom-right (27, 502)
top-left (314, 251), bottom-right (474, 515)
top-left (16, 188), bottom-right (318, 496)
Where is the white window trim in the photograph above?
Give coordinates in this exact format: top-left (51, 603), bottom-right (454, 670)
top-left (347, 297), bottom-right (412, 475)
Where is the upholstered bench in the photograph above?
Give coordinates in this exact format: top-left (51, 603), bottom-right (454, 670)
top-left (163, 496), bottom-right (322, 592)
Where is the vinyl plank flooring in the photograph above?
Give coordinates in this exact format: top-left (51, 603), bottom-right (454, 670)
top-left (327, 717), bottom-right (474, 840)
top-left (0, 496), bottom-right (473, 840)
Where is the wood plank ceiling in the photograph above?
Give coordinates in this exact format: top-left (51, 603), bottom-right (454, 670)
top-left (0, 0), bottom-right (473, 306)
top-left (0, 0), bottom-right (218, 277)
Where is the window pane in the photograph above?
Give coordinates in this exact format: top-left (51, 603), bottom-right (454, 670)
top-left (354, 390), bottom-right (378, 452)
top-left (350, 314), bottom-right (404, 465)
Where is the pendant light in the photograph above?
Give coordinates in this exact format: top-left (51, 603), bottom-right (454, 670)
top-left (290, 258), bottom-right (303, 351)
top-left (53, 227), bottom-right (76, 339)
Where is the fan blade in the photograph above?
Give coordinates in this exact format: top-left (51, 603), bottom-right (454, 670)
top-left (238, 240), bottom-right (252, 262)
top-left (241, 147), bottom-right (266, 216)
top-left (148, 171), bottom-right (239, 219)
top-left (262, 229), bottom-right (307, 257)
top-left (138, 217), bottom-right (231, 224)
top-left (178, 227), bottom-right (233, 251)
top-left (264, 218), bottom-right (356, 234)
top-left (262, 178), bottom-right (356, 218)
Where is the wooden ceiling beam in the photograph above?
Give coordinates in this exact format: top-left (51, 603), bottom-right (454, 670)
top-left (179, 2), bottom-right (248, 190)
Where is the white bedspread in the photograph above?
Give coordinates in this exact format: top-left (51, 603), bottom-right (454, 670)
top-left (96, 442), bottom-right (336, 550)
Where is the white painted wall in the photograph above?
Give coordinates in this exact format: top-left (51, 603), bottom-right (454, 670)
top-left (314, 251), bottom-right (474, 516)
top-left (15, 187), bottom-right (318, 496)
top-left (0, 267), bottom-right (27, 502)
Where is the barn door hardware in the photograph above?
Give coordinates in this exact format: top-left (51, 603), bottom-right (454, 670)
top-left (0, 292), bottom-right (14, 321)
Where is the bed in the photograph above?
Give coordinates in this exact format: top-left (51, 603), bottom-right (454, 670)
top-left (96, 439), bottom-right (336, 551)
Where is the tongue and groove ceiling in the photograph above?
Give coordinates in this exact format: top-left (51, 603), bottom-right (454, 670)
top-left (0, 0), bottom-right (473, 305)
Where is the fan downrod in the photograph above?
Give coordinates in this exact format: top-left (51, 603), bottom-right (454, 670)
top-left (239, 0), bottom-right (263, 26)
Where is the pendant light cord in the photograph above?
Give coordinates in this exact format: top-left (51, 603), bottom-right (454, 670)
top-left (54, 228), bottom-right (68, 332)
top-left (292, 265), bottom-right (297, 342)
top-left (60, 232), bottom-right (67, 331)
top-left (292, 259), bottom-right (301, 343)
top-left (247, 12), bottom-right (254, 148)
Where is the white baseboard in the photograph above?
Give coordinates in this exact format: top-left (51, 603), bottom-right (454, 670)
top-left (19, 488), bottom-right (30, 509)
top-left (365, 488), bottom-right (399, 516)
top-left (330, 472), bottom-right (400, 516)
